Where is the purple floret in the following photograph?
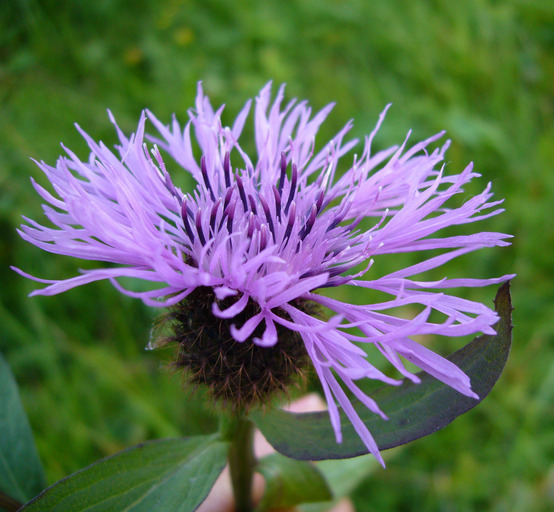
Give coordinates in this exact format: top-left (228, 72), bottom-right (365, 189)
top-left (14, 83), bottom-right (514, 465)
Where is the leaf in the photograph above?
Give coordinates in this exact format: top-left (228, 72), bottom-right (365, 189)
top-left (299, 455), bottom-right (376, 512)
top-left (299, 441), bottom-right (405, 512)
top-left (21, 436), bottom-right (228, 512)
top-left (0, 351), bottom-right (47, 503)
top-left (255, 453), bottom-right (332, 512)
top-left (253, 282), bottom-right (513, 460)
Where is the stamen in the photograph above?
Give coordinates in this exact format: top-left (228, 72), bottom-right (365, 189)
top-left (315, 190), bottom-right (325, 212)
top-left (272, 185), bottom-right (281, 221)
top-left (259, 195), bottom-right (276, 240)
top-left (282, 201), bottom-right (296, 246)
top-left (259, 224), bottom-right (268, 251)
top-left (278, 151), bottom-right (287, 196)
top-left (201, 155), bottom-right (216, 202)
top-left (223, 151), bottom-right (231, 189)
top-left (299, 204), bottom-right (317, 240)
top-left (329, 265), bottom-right (349, 277)
top-left (210, 198), bottom-right (222, 233)
top-left (153, 147), bottom-right (181, 202)
top-left (247, 212), bottom-right (256, 238)
top-left (327, 199), bottom-right (353, 232)
top-left (195, 208), bottom-right (207, 246)
top-left (284, 162), bottom-right (297, 215)
top-left (248, 194), bottom-right (258, 215)
top-left (181, 200), bottom-right (195, 242)
top-left (236, 175), bottom-right (248, 212)
top-left (225, 198), bottom-right (237, 234)
top-left (223, 185), bottom-right (234, 211)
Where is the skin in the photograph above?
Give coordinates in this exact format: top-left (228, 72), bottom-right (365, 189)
top-left (198, 394), bottom-right (355, 512)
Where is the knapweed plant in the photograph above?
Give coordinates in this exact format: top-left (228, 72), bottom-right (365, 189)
top-left (3, 84), bottom-right (513, 512)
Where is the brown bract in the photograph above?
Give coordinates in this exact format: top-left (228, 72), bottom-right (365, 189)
top-left (155, 287), bottom-right (315, 410)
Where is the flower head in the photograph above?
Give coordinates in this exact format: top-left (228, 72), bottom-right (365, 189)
top-left (14, 83), bottom-right (513, 465)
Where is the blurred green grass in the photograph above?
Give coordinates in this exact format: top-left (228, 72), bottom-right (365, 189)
top-left (1, 0), bottom-right (552, 510)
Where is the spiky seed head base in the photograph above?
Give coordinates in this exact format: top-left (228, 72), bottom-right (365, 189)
top-left (155, 287), bottom-right (313, 411)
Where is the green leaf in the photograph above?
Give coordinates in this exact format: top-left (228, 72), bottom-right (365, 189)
top-left (255, 453), bottom-right (332, 512)
top-left (0, 351), bottom-right (47, 503)
top-left (299, 455), bottom-right (377, 512)
top-left (253, 282), bottom-right (513, 460)
top-left (22, 436), bottom-right (228, 512)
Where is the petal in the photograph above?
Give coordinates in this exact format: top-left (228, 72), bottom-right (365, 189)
top-left (253, 317), bottom-right (278, 347)
top-left (230, 312), bottom-right (264, 342)
top-left (212, 293), bottom-right (249, 319)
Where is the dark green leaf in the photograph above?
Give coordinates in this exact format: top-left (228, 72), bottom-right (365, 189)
top-left (22, 436), bottom-right (228, 512)
top-left (253, 282), bottom-right (513, 460)
top-left (255, 453), bottom-right (332, 512)
top-left (0, 351), bottom-right (47, 503)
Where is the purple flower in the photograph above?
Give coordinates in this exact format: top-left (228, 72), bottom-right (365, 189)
top-left (14, 83), bottom-right (513, 465)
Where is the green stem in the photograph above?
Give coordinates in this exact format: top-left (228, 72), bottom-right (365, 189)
top-left (221, 414), bottom-right (256, 512)
top-left (0, 490), bottom-right (24, 512)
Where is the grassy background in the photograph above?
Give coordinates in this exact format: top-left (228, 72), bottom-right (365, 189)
top-left (1, 0), bottom-right (552, 510)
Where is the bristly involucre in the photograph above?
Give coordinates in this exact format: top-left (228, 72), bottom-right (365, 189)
top-left (14, 82), bottom-right (514, 466)
top-left (155, 286), bottom-right (314, 410)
